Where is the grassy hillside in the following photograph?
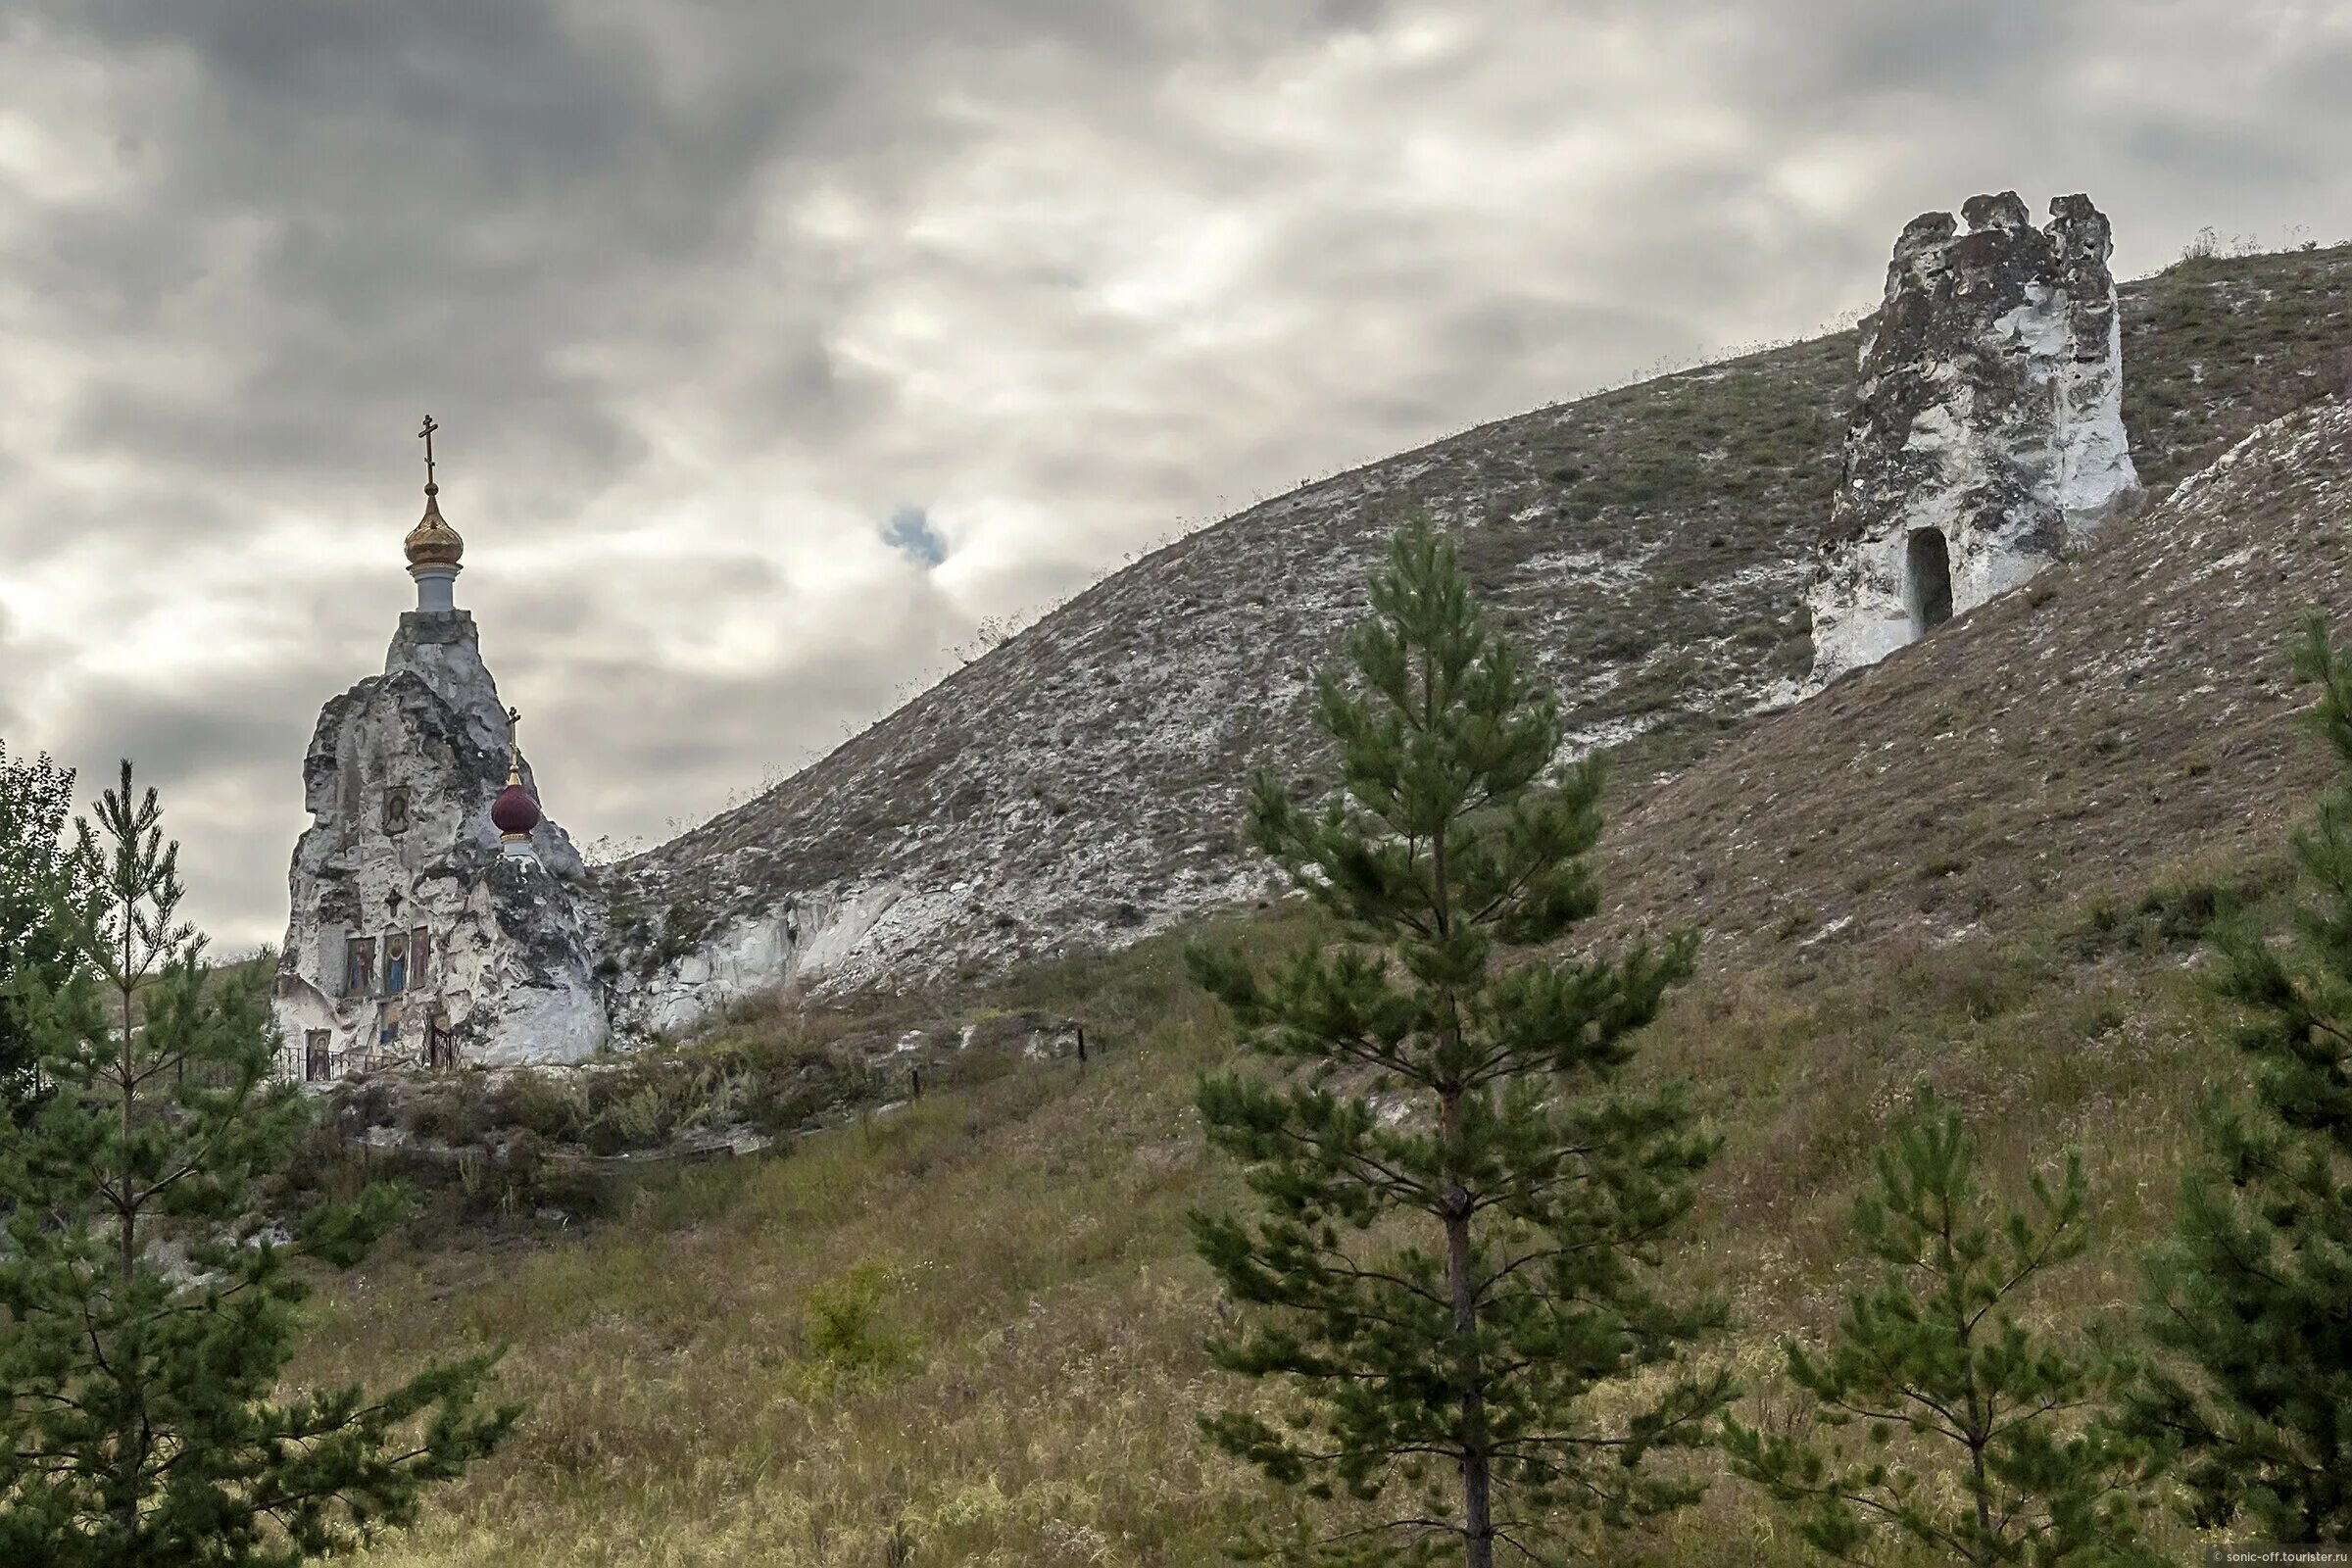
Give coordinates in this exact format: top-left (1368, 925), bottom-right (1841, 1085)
top-left (307, 255), bottom-right (2352, 1564)
top-left (1594, 396), bottom-right (2352, 979)
top-left (606, 245), bottom-right (2352, 1008)
top-left (320, 832), bottom-right (2288, 1565)
top-left (313, 915), bottom-right (1299, 1567)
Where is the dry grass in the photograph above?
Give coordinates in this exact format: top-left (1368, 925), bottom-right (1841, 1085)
top-left (312, 289), bottom-right (2352, 1559)
top-left (1592, 395), bottom-right (2352, 987)
top-left (316, 1016), bottom-right (1274, 1565)
top-left (307, 914), bottom-right (1312, 1567)
top-left (295, 840), bottom-right (2288, 1566)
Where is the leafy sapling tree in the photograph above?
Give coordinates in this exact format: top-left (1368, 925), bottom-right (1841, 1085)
top-left (0, 762), bottom-right (516, 1567)
top-left (1189, 518), bottom-right (1730, 1568)
top-left (0, 740), bottom-right (101, 1116)
top-left (1722, 1085), bottom-right (2164, 1568)
top-left (2124, 615), bottom-right (2352, 1541)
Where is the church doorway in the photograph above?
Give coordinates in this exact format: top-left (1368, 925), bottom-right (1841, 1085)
top-left (1905, 527), bottom-right (1954, 636)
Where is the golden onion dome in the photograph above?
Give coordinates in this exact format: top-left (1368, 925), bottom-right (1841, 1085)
top-left (403, 483), bottom-right (465, 570)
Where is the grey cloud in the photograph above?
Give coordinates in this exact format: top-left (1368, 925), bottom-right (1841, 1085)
top-left (33, 673), bottom-right (324, 951)
top-left (517, 629), bottom-right (964, 839)
top-left (48, 678), bottom-right (305, 795)
top-left (5, 0), bottom-right (2351, 946)
top-left (1751, 1), bottom-right (2068, 103)
top-left (2115, 111), bottom-right (2328, 190)
top-left (0, 606), bottom-right (18, 736)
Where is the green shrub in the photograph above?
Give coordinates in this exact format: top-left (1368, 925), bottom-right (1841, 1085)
top-left (803, 1260), bottom-right (918, 1380)
top-left (2065, 864), bottom-right (2287, 960)
top-left (402, 1085), bottom-right (493, 1145)
top-left (487, 1068), bottom-right (588, 1142)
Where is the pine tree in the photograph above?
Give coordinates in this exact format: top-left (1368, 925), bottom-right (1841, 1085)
top-left (1188, 518), bottom-right (1730, 1568)
top-left (1722, 1085), bottom-right (2165, 1567)
top-left (2124, 615), bottom-right (2352, 1542)
top-left (0, 740), bottom-right (100, 1116)
top-left (0, 762), bottom-right (516, 1567)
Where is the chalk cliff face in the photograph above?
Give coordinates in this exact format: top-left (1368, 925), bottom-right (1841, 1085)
top-left (592, 240), bottom-right (2352, 1036)
top-left (272, 612), bottom-right (607, 1072)
top-left (270, 243), bottom-right (2348, 1061)
top-left (1806, 192), bottom-right (2139, 687)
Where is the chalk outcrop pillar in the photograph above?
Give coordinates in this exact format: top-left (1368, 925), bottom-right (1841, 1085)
top-left (272, 471), bottom-right (606, 1076)
top-left (1805, 192), bottom-right (2139, 687)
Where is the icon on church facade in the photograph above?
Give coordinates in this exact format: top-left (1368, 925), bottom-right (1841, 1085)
top-left (305, 1030), bottom-right (331, 1082)
top-left (411, 925), bottom-right (429, 985)
top-left (384, 931), bottom-right (409, 994)
top-left (343, 936), bottom-right (375, 997)
top-left (382, 784), bottom-right (412, 834)
top-left (378, 1001), bottom-right (403, 1051)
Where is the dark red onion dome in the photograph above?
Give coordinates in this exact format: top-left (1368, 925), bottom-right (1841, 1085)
top-left (491, 781), bottom-right (541, 837)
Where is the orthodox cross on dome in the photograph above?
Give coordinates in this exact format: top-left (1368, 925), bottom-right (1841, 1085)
top-left (492, 705), bottom-right (544, 862)
top-left (403, 416), bottom-right (465, 611)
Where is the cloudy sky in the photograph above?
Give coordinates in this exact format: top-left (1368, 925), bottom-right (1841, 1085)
top-left (2, 0), bottom-right (2346, 952)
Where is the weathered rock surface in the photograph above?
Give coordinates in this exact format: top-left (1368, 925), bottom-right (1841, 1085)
top-left (598, 243), bottom-right (2352, 1036)
top-left (273, 612), bottom-right (607, 1070)
top-left (593, 425), bottom-right (1823, 1037)
top-left (1806, 192), bottom-right (2139, 686)
top-left (1602, 395), bottom-right (2352, 974)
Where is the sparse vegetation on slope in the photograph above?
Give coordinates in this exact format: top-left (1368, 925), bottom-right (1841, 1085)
top-left (1593, 395), bottom-right (2352, 979)
top-left (303, 246), bottom-right (2352, 1565)
top-left (323, 833), bottom-right (2290, 1565)
top-left (609, 245), bottom-right (2352, 1017)
top-left (313, 913), bottom-right (1315, 1568)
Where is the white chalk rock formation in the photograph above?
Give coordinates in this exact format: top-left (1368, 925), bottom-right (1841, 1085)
top-left (1806, 192), bottom-right (2138, 687)
top-left (272, 483), bottom-right (606, 1074)
top-left (596, 884), bottom-right (906, 1041)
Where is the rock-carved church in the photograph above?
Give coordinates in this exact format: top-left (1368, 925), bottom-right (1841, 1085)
top-left (271, 422), bottom-right (607, 1079)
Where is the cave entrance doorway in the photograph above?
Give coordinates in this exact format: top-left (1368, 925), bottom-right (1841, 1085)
top-left (1905, 528), bottom-right (1954, 637)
